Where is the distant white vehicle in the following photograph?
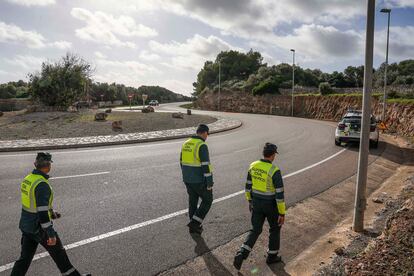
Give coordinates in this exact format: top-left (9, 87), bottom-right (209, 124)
top-left (149, 100), bottom-right (159, 106)
top-left (335, 109), bottom-right (379, 148)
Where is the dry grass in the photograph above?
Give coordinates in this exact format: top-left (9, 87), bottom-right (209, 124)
top-left (0, 110), bottom-right (216, 140)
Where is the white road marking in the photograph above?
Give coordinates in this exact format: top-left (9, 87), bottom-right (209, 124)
top-left (0, 148), bottom-right (347, 273)
top-left (233, 147), bottom-right (256, 153)
top-left (50, 172), bottom-right (110, 180)
top-left (283, 148), bottom-right (347, 178)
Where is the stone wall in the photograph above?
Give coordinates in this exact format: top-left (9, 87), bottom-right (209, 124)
top-left (0, 98), bottom-right (31, 112)
top-left (197, 90), bottom-right (414, 137)
top-left (279, 85), bottom-right (414, 95)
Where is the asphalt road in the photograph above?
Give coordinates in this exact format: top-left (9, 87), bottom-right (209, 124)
top-left (0, 103), bottom-right (385, 275)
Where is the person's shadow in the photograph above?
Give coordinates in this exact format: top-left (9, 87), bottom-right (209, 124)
top-left (190, 233), bottom-right (233, 276)
top-left (268, 260), bottom-right (291, 276)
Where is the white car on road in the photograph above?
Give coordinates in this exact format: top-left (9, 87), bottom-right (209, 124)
top-left (335, 110), bottom-right (379, 148)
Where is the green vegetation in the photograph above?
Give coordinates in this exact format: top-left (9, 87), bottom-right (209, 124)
top-left (0, 53), bottom-right (191, 107)
top-left (252, 77), bottom-right (280, 95)
top-left (387, 98), bottom-right (414, 104)
top-left (0, 80), bottom-right (29, 99)
top-left (193, 50), bottom-right (414, 97)
top-left (319, 82), bottom-right (333, 95)
top-left (29, 53), bottom-right (93, 107)
top-left (89, 83), bottom-right (191, 105)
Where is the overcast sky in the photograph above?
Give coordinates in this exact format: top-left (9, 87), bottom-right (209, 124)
top-left (0, 0), bottom-right (413, 95)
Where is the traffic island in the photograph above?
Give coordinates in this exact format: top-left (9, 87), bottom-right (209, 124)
top-left (0, 115), bottom-right (241, 152)
top-left (159, 135), bottom-right (413, 276)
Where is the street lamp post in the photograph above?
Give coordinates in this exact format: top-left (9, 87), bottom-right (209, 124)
top-left (380, 8), bottom-right (391, 122)
top-left (290, 49), bottom-right (295, 117)
top-left (353, 0), bottom-right (375, 232)
top-left (218, 59), bottom-right (221, 111)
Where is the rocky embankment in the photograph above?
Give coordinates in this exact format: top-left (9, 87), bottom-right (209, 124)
top-left (316, 174), bottom-right (414, 276)
top-left (197, 90), bottom-right (414, 137)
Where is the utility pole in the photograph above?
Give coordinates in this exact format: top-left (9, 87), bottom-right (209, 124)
top-left (380, 8), bottom-right (391, 122)
top-left (218, 59), bottom-right (221, 111)
top-left (290, 49), bottom-right (295, 117)
top-left (353, 0), bottom-right (375, 232)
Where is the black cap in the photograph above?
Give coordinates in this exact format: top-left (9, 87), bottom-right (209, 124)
top-left (36, 152), bottom-right (53, 163)
top-left (263, 143), bottom-right (278, 156)
top-left (196, 124), bottom-right (209, 134)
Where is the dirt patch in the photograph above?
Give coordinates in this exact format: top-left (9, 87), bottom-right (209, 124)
top-left (315, 174), bottom-right (414, 276)
top-left (0, 110), bottom-right (216, 140)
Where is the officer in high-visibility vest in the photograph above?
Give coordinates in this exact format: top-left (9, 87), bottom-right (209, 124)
top-left (233, 143), bottom-right (286, 270)
top-left (180, 124), bottom-right (213, 234)
top-left (11, 153), bottom-right (90, 276)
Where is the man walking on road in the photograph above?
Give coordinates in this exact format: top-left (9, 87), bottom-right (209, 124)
top-left (11, 153), bottom-right (90, 276)
top-left (233, 143), bottom-right (286, 270)
top-left (180, 124), bottom-right (214, 234)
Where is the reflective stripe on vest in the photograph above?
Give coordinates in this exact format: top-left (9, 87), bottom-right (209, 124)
top-left (21, 174), bottom-right (53, 218)
top-left (249, 160), bottom-right (279, 197)
top-left (180, 138), bottom-right (212, 172)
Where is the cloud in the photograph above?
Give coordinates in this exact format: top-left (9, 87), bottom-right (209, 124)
top-left (158, 79), bottom-right (193, 94)
top-left (77, 1), bottom-right (366, 40)
top-left (149, 34), bottom-right (239, 70)
top-left (5, 0), bottom-right (55, 7)
top-left (0, 21), bottom-right (46, 48)
top-left (375, 25), bottom-right (414, 60)
top-left (49, 40), bottom-right (72, 49)
top-left (4, 55), bottom-right (45, 71)
top-left (71, 7), bottom-right (158, 48)
top-left (94, 51), bottom-right (106, 59)
top-left (94, 57), bottom-right (162, 86)
top-left (386, 0), bottom-right (414, 8)
top-left (139, 50), bottom-right (160, 61)
top-left (129, 0), bottom-right (365, 40)
top-left (0, 21), bottom-right (71, 49)
top-left (273, 24), bottom-right (363, 60)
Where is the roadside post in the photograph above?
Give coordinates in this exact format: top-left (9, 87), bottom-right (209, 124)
top-left (353, 0), bottom-right (375, 232)
top-left (128, 94), bottom-right (133, 110)
top-left (142, 94), bottom-right (148, 107)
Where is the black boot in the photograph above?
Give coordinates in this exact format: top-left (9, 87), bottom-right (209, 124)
top-left (266, 254), bottom-right (282, 264)
top-left (187, 221), bottom-right (203, 234)
top-left (233, 252), bottom-right (244, 270)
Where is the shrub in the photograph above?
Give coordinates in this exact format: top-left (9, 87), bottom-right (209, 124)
top-left (252, 78), bottom-right (280, 96)
top-left (29, 53), bottom-right (93, 107)
top-left (319, 82), bottom-right (334, 95)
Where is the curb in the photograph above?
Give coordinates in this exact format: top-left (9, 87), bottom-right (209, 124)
top-left (0, 117), bottom-right (242, 153)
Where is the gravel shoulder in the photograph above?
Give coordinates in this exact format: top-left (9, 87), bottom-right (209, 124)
top-left (0, 110), bottom-right (216, 140)
top-left (289, 135), bottom-right (414, 276)
top-left (314, 167), bottom-right (414, 276)
top-left (160, 135), bottom-right (413, 276)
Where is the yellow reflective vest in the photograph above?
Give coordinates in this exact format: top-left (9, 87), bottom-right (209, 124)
top-left (247, 160), bottom-right (286, 215)
top-left (181, 137), bottom-right (212, 172)
top-left (21, 173), bottom-right (53, 219)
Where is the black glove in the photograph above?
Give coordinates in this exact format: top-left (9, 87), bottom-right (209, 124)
top-left (51, 211), bottom-right (61, 219)
top-left (248, 201), bottom-right (253, 212)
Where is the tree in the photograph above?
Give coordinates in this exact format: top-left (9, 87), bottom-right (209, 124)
top-left (252, 77), bottom-right (281, 96)
top-left (397, 59), bottom-right (414, 76)
top-left (0, 84), bottom-right (17, 99)
top-left (319, 82), bottom-right (333, 95)
top-left (29, 53), bottom-right (93, 107)
top-left (193, 50), bottom-right (264, 96)
top-left (374, 62), bottom-right (398, 87)
top-left (344, 66), bottom-right (364, 87)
